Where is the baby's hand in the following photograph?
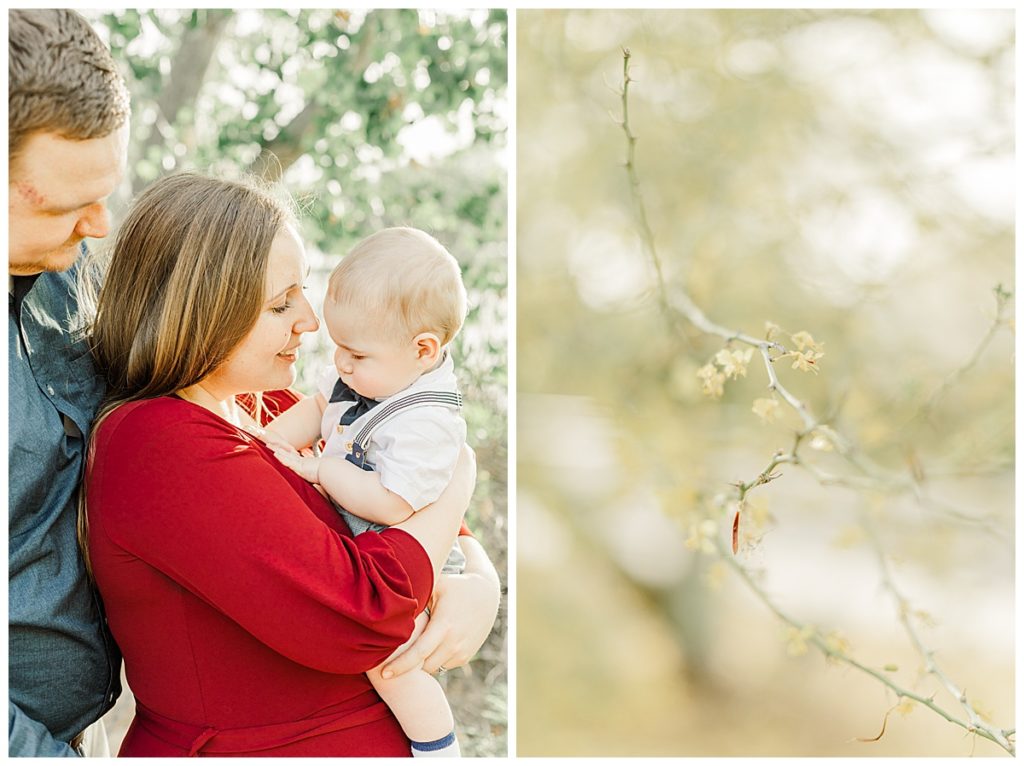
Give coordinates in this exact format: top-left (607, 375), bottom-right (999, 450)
top-left (243, 424), bottom-right (295, 452)
top-left (272, 446), bottom-right (320, 484)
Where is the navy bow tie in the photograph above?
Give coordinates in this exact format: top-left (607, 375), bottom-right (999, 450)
top-left (329, 378), bottom-right (380, 427)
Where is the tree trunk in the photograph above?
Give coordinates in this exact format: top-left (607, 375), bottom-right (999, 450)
top-left (247, 11), bottom-right (379, 182)
top-left (132, 10), bottom-right (233, 195)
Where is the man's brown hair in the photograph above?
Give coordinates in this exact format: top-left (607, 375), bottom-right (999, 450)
top-left (8, 9), bottom-right (130, 159)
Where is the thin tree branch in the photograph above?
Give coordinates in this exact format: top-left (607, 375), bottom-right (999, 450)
top-left (620, 50), bottom-right (833, 460)
top-left (858, 509), bottom-right (1013, 752)
top-left (621, 48), bottom-right (676, 332)
top-left (247, 10), bottom-right (379, 181)
top-left (796, 459), bottom-right (1002, 537)
top-left (911, 284), bottom-right (1013, 424)
top-left (718, 537), bottom-right (1011, 753)
top-left (132, 10), bottom-right (233, 195)
top-left (618, 49), bottom-right (1001, 534)
top-left (248, 100), bottom-right (323, 182)
top-left (616, 47), bottom-right (1013, 754)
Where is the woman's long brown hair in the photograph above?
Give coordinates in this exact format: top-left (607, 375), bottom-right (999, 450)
top-left (78, 172), bottom-right (294, 574)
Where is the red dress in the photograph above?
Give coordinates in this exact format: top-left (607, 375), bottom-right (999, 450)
top-left (86, 391), bottom-right (433, 756)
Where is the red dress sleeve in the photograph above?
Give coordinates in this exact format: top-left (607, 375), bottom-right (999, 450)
top-left (87, 395), bottom-right (434, 675)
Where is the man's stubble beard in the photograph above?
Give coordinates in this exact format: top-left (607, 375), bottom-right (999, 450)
top-left (9, 239), bottom-right (83, 276)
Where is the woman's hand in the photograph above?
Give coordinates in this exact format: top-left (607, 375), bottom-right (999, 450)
top-left (381, 536), bottom-right (500, 678)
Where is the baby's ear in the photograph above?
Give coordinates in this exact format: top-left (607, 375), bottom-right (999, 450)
top-left (413, 332), bottom-right (441, 366)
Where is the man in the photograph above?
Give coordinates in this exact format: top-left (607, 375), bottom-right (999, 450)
top-left (9, 9), bottom-right (131, 756)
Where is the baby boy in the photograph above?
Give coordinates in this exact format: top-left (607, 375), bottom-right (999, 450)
top-left (258, 227), bottom-right (468, 757)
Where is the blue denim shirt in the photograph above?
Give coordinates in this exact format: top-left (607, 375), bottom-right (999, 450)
top-left (8, 262), bottom-right (121, 756)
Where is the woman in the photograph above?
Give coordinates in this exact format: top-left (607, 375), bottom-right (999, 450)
top-left (83, 173), bottom-right (500, 756)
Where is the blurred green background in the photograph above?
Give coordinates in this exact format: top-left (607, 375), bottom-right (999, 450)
top-left (81, 8), bottom-right (507, 756)
top-left (518, 9), bottom-right (1013, 757)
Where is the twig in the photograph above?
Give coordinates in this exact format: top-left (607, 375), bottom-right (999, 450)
top-left (616, 47), bottom-right (1013, 755)
top-left (621, 48), bottom-right (675, 331)
top-left (718, 537), bottom-right (1012, 753)
top-left (619, 51), bottom-right (869, 492)
top-left (736, 448), bottom-right (798, 499)
top-left (618, 49), bottom-right (1001, 535)
top-left (757, 346), bottom-right (816, 430)
top-left (858, 510), bottom-right (1013, 752)
top-left (798, 459), bottom-right (1002, 537)
top-left (622, 52), bottom-right (1009, 536)
top-left (911, 284), bottom-right (1013, 423)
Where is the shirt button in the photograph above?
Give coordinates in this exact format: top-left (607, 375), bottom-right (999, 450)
top-left (46, 385), bottom-right (55, 396)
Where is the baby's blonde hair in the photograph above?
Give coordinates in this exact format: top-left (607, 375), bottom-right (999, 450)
top-left (327, 227), bottom-right (467, 345)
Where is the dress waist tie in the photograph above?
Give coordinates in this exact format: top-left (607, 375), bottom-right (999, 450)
top-left (134, 697), bottom-right (392, 756)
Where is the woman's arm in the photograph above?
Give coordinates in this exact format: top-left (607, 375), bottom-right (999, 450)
top-left (382, 534), bottom-right (501, 678)
top-left (88, 400), bottom-right (434, 675)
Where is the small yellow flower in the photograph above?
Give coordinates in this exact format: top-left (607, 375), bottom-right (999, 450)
top-left (765, 321), bottom-right (781, 340)
top-left (656, 487), bottom-right (697, 525)
top-left (895, 699), bottom-right (915, 717)
top-left (702, 561), bottom-right (728, 591)
top-left (809, 432), bottom-right (834, 451)
top-left (752, 397), bottom-right (781, 424)
top-left (824, 630), bottom-right (850, 657)
top-left (791, 349), bottom-right (823, 374)
top-left (684, 519), bottom-right (718, 555)
top-left (746, 497), bottom-right (771, 530)
top-left (791, 330), bottom-right (824, 354)
top-left (697, 363), bottom-right (726, 398)
top-left (913, 610), bottom-right (936, 628)
top-left (715, 347), bottom-right (754, 379)
top-left (832, 525), bottom-right (864, 549)
top-left (785, 624), bottom-right (815, 657)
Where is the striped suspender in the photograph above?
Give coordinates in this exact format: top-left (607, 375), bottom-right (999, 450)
top-left (350, 390), bottom-right (463, 450)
